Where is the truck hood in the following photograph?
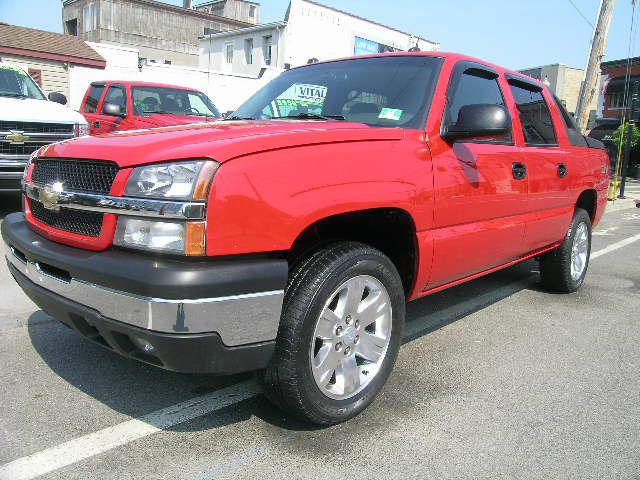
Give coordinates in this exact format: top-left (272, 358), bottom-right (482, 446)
top-left (38, 120), bottom-right (405, 167)
top-left (0, 97), bottom-right (87, 125)
top-left (131, 113), bottom-right (218, 128)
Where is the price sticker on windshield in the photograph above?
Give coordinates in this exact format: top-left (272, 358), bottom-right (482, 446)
top-left (378, 108), bottom-right (403, 121)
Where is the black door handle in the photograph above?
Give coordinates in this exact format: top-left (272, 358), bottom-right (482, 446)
top-left (512, 162), bottom-right (527, 180)
top-left (557, 163), bottom-right (568, 178)
top-left (93, 121), bottom-right (100, 129)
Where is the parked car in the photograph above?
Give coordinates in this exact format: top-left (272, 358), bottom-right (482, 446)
top-left (2, 52), bottom-right (610, 425)
top-left (0, 64), bottom-right (88, 192)
top-left (80, 81), bottom-right (221, 135)
top-left (587, 117), bottom-right (620, 162)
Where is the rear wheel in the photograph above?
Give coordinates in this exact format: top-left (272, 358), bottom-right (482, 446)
top-left (539, 208), bottom-right (592, 293)
top-left (262, 242), bottom-right (405, 425)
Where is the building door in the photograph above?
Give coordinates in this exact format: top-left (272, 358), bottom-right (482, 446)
top-left (426, 61), bottom-right (527, 289)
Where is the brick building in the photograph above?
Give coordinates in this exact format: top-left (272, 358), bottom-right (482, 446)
top-left (599, 56), bottom-right (640, 120)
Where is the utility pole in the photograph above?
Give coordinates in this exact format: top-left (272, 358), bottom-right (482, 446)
top-left (575, 0), bottom-right (617, 132)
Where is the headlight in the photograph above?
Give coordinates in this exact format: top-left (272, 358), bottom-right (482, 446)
top-left (125, 160), bottom-right (219, 200)
top-left (75, 123), bottom-right (89, 137)
top-left (114, 218), bottom-right (206, 255)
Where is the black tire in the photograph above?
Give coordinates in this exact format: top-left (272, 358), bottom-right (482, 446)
top-left (262, 242), bottom-right (405, 425)
top-left (539, 208), bottom-right (592, 293)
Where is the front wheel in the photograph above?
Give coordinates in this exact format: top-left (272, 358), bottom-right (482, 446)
top-left (539, 208), bottom-right (592, 293)
top-left (262, 242), bottom-right (405, 425)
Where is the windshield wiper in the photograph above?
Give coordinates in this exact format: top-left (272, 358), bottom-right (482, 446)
top-left (282, 113), bottom-right (345, 121)
top-left (0, 93), bottom-right (28, 99)
top-left (225, 115), bottom-right (256, 121)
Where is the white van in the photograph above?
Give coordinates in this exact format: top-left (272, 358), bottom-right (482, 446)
top-left (0, 64), bottom-right (88, 192)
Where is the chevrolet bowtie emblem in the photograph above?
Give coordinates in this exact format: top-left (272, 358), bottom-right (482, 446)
top-left (5, 131), bottom-right (29, 144)
top-left (39, 182), bottom-right (64, 211)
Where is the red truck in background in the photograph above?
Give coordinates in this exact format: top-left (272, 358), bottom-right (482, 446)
top-left (3, 52), bottom-right (610, 425)
top-left (80, 80), bottom-right (221, 135)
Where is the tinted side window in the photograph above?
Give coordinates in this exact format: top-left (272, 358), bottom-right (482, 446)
top-left (445, 70), bottom-right (510, 141)
top-left (84, 84), bottom-right (105, 113)
top-left (552, 94), bottom-right (588, 147)
top-left (102, 85), bottom-right (127, 114)
top-left (508, 82), bottom-right (557, 146)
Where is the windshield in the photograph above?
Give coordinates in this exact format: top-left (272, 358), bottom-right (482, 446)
top-left (131, 86), bottom-right (221, 118)
top-left (0, 65), bottom-right (46, 100)
top-left (232, 55), bottom-right (442, 129)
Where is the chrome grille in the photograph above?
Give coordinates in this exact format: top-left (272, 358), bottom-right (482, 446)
top-left (0, 121), bottom-right (74, 134)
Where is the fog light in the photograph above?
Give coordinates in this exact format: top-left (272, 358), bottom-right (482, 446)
top-left (131, 336), bottom-right (157, 356)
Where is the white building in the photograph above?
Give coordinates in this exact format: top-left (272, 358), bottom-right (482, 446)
top-left (199, 0), bottom-right (439, 77)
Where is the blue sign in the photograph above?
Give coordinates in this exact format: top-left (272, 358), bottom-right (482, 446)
top-left (354, 37), bottom-right (380, 56)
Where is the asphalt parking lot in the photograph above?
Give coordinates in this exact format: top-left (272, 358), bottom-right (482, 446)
top-left (0, 192), bottom-right (639, 480)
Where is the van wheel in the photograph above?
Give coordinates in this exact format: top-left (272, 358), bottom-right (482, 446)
top-left (262, 242), bottom-right (405, 425)
top-left (539, 208), bottom-right (592, 293)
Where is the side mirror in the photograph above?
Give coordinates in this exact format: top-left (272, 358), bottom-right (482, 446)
top-left (48, 92), bottom-right (67, 105)
top-left (443, 104), bottom-right (511, 142)
top-left (103, 102), bottom-right (124, 117)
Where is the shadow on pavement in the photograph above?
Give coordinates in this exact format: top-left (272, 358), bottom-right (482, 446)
top-left (0, 193), bottom-right (21, 221)
top-left (26, 259), bottom-right (542, 433)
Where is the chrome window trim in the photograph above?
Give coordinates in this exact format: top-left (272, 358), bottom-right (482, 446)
top-left (23, 181), bottom-right (206, 220)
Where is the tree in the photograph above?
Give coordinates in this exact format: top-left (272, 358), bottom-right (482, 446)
top-left (613, 121), bottom-right (640, 151)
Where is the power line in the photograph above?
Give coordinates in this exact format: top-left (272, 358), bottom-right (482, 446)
top-left (567, 0), bottom-right (595, 28)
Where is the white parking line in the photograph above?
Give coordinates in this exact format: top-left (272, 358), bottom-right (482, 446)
top-left (591, 233), bottom-right (640, 259)
top-left (0, 380), bottom-right (261, 480)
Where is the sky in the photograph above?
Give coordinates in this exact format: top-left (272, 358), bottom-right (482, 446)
top-left (0, 0), bottom-right (638, 70)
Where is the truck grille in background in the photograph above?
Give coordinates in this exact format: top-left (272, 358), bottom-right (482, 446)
top-left (30, 200), bottom-right (104, 237)
top-left (0, 121), bottom-right (74, 134)
top-left (1, 122), bottom-right (76, 159)
top-left (0, 142), bottom-right (47, 156)
top-left (32, 159), bottom-right (119, 194)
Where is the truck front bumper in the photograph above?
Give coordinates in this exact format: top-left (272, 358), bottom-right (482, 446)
top-left (0, 157), bottom-right (27, 191)
top-left (2, 213), bottom-right (288, 374)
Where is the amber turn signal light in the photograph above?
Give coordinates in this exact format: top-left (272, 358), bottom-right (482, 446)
top-left (185, 221), bottom-right (206, 256)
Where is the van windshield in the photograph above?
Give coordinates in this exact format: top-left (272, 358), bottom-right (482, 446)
top-left (231, 55), bottom-right (443, 129)
top-left (131, 86), bottom-right (221, 118)
top-left (0, 65), bottom-right (46, 100)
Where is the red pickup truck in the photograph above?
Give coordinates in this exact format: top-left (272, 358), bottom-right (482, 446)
top-left (80, 80), bottom-right (221, 135)
top-left (3, 52), bottom-right (610, 425)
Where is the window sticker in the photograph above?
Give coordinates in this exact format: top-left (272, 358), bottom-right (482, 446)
top-left (378, 107), bottom-right (403, 121)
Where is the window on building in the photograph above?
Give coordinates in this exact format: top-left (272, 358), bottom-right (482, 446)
top-left (225, 43), bottom-right (234, 64)
top-left (244, 38), bottom-right (253, 65)
top-left (84, 83), bottom-right (105, 113)
top-left (102, 85), bottom-right (127, 114)
top-left (263, 35), bottom-right (272, 66)
top-left (609, 92), bottom-right (625, 109)
top-left (83, 2), bottom-right (97, 32)
top-left (444, 68), bottom-right (511, 142)
top-left (28, 69), bottom-right (42, 87)
top-left (65, 18), bottom-right (78, 36)
top-left (249, 5), bottom-right (256, 18)
top-left (508, 80), bottom-right (557, 146)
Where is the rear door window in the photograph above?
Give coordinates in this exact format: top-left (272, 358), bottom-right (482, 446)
top-left (552, 95), bottom-right (588, 147)
top-left (508, 81), bottom-right (558, 146)
top-left (84, 84), bottom-right (105, 113)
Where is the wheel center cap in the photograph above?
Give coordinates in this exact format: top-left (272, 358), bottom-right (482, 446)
top-left (343, 325), bottom-right (357, 343)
